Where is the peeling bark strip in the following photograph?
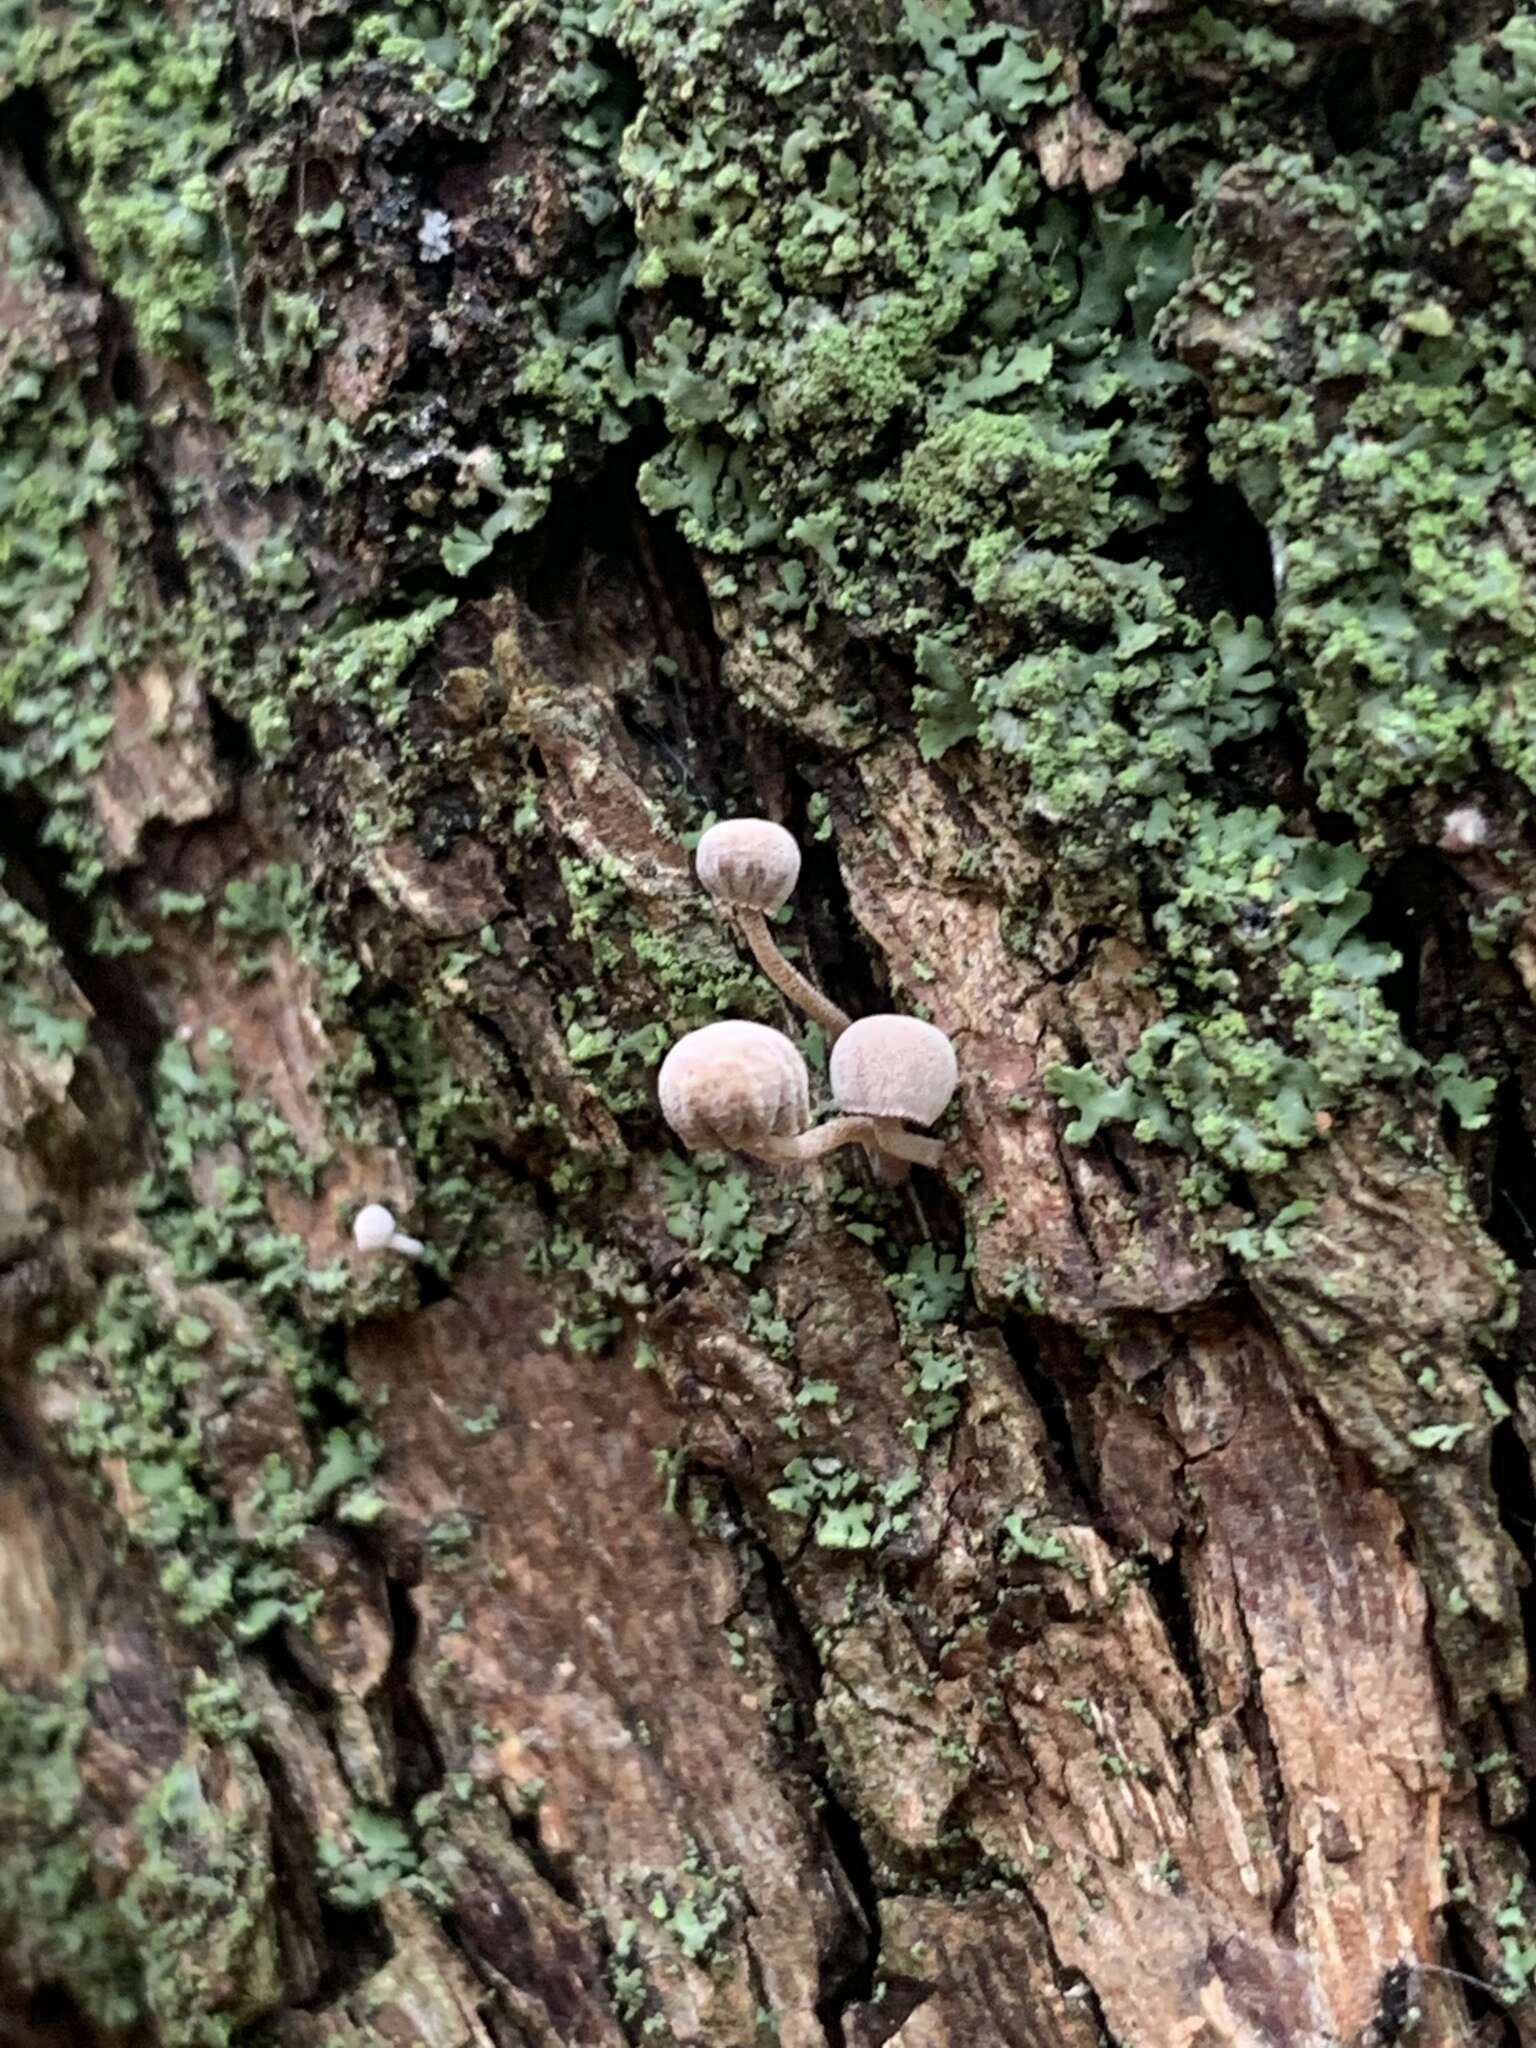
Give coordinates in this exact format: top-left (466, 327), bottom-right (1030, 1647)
top-left (5, 1), bottom-right (1536, 2045)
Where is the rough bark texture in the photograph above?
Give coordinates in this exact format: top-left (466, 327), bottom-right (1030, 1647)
top-left (4, 2), bottom-right (1536, 2045)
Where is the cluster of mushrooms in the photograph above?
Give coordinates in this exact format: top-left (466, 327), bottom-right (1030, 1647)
top-left (658, 819), bottom-right (958, 1179)
top-left (351, 819), bottom-right (955, 1262)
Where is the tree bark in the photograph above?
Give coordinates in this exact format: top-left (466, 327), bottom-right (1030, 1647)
top-left (3, 3), bottom-right (1536, 2046)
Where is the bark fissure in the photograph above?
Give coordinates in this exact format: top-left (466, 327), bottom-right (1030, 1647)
top-left (1001, 1313), bottom-right (1095, 1515)
top-left (719, 1494), bottom-right (885, 2045)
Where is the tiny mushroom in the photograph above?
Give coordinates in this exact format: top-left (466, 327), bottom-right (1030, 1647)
top-left (695, 818), bottom-right (850, 1039)
top-left (1439, 803), bottom-right (1491, 855)
top-left (352, 1202), bottom-right (425, 1259)
top-left (658, 1019), bottom-right (892, 1169)
top-left (829, 1014), bottom-right (957, 1174)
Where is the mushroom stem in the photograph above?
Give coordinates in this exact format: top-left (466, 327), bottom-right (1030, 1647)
top-left (870, 1118), bottom-right (944, 1169)
top-left (747, 1115), bottom-right (882, 1166)
top-left (736, 908), bottom-right (851, 1041)
top-left (388, 1230), bottom-right (425, 1258)
top-left (746, 1116), bottom-right (945, 1173)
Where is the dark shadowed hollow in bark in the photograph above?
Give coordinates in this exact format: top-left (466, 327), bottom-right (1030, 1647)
top-left (5, 1), bottom-right (1536, 2044)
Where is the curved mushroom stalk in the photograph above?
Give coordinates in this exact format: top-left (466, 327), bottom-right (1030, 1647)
top-left (736, 907), bottom-right (851, 1040)
top-left (746, 1115), bottom-right (944, 1173)
top-left (694, 818), bottom-right (851, 1040)
top-left (746, 1114), bottom-right (882, 1167)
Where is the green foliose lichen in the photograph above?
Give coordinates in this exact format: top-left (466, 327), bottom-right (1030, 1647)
top-left (1189, 17), bottom-right (1536, 830)
top-left (39, 1269), bottom-right (381, 1639)
top-left (0, 1675), bottom-right (142, 2027)
top-left (613, 1), bottom-right (1536, 1191)
top-left (0, 1676), bottom-right (279, 2045)
top-left (606, 0), bottom-right (1498, 1187)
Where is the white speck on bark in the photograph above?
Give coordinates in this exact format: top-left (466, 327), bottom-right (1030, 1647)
top-left (1440, 804), bottom-right (1491, 854)
top-left (419, 210), bottom-right (453, 261)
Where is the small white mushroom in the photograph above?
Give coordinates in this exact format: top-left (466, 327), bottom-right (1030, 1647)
top-left (695, 818), bottom-right (851, 1039)
top-left (419, 209), bottom-right (453, 261)
top-left (352, 1202), bottom-right (425, 1259)
top-left (657, 1020), bottom-right (889, 1169)
top-left (829, 1015), bottom-right (957, 1174)
top-left (1439, 803), bottom-right (1491, 855)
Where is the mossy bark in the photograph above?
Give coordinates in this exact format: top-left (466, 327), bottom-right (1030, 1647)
top-left (5, 3), bottom-right (1536, 2045)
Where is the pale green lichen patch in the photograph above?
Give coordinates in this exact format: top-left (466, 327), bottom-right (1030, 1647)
top-left (0, 276), bottom-right (137, 892)
top-left (30, 897), bottom-right (400, 1644)
top-left (766, 1455), bottom-right (923, 1552)
top-left (1183, 15), bottom-right (1536, 833)
top-left (0, 1674), bottom-right (281, 2045)
top-left (39, 1269), bottom-right (382, 1638)
top-left (0, 1674), bottom-right (143, 2028)
top-left (555, 848), bottom-right (776, 1117)
top-left (660, 1152), bottom-right (776, 1274)
top-left (602, 0), bottom-right (1497, 1189)
top-left (16, 5), bottom-right (236, 356)
top-left (619, 0), bottom-right (1193, 691)
top-left (1045, 813), bottom-right (1426, 1189)
top-left (0, 873), bottom-right (91, 1065)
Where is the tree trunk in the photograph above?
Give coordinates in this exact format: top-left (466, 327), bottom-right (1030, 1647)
top-left (4, 2), bottom-right (1536, 2044)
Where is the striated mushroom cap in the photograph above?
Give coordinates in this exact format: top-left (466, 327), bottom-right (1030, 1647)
top-left (829, 1015), bottom-right (958, 1126)
top-left (696, 818), bottom-right (802, 914)
top-left (658, 1020), bottom-right (811, 1151)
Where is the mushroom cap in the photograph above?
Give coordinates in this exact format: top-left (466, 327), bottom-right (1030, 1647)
top-left (1439, 803), bottom-right (1491, 854)
top-left (829, 1015), bottom-right (958, 1126)
top-left (696, 818), bottom-right (801, 913)
top-left (353, 1202), bottom-right (398, 1252)
top-left (658, 1020), bottom-right (810, 1150)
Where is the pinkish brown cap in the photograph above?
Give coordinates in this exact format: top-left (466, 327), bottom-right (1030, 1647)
top-left (696, 818), bottom-right (802, 913)
top-left (658, 1020), bottom-right (810, 1151)
top-left (829, 1015), bottom-right (958, 1127)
